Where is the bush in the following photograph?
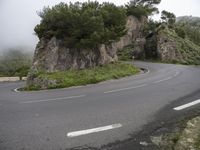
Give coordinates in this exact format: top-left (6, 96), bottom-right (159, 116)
top-left (126, 0), bottom-right (161, 19)
top-left (175, 27), bottom-right (186, 38)
top-left (35, 1), bottom-right (127, 49)
top-left (126, 5), bottom-right (148, 19)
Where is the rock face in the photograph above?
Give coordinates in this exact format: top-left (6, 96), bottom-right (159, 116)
top-left (31, 37), bottom-right (113, 72)
top-left (30, 16), bottom-right (146, 73)
top-left (156, 33), bottom-right (183, 62)
top-left (145, 30), bottom-right (184, 62)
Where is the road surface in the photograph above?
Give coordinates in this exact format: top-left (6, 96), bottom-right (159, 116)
top-left (0, 61), bottom-right (200, 150)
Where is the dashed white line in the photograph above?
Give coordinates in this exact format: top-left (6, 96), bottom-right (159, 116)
top-left (67, 123), bottom-right (122, 138)
top-left (153, 71), bottom-right (180, 84)
top-left (174, 71), bottom-right (180, 77)
top-left (19, 95), bottom-right (86, 104)
top-left (174, 99), bottom-right (200, 111)
top-left (104, 84), bottom-right (147, 94)
top-left (153, 76), bottom-right (173, 84)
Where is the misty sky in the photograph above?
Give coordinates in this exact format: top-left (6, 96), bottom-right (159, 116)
top-left (0, 0), bottom-right (200, 52)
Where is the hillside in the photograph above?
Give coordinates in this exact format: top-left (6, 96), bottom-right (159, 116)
top-left (177, 16), bottom-right (200, 26)
top-left (175, 16), bottom-right (200, 47)
top-left (157, 27), bottom-right (200, 65)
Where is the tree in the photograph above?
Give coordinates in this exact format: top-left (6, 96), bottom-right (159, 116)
top-left (161, 10), bottom-right (176, 26)
top-left (34, 1), bottom-right (127, 49)
top-left (127, 0), bottom-right (161, 18)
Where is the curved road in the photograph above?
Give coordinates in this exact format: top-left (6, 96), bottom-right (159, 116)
top-left (0, 61), bottom-right (200, 150)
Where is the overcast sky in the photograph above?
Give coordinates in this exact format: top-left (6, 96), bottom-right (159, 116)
top-left (0, 0), bottom-right (200, 52)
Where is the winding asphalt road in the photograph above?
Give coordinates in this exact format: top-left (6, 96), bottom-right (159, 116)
top-left (0, 61), bottom-right (200, 150)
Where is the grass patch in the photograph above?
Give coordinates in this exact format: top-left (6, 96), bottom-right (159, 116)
top-left (26, 63), bottom-right (140, 90)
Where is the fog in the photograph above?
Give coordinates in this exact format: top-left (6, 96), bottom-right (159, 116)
top-left (0, 0), bottom-right (199, 53)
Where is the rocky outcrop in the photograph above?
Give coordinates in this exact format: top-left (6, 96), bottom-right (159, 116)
top-left (145, 26), bottom-right (200, 65)
top-left (156, 33), bottom-right (184, 62)
top-left (31, 37), bottom-right (116, 72)
top-left (30, 16), bottom-right (146, 73)
top-left (27, 16), bottom-right (146, 87)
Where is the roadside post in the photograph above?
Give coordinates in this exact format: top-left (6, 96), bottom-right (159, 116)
top-left (132, 55), bottom-right (135, 65)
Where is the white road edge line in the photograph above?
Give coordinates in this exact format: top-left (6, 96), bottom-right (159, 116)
top-left (174, 99), bottom-right (200, 111)
top-left (153, 76), bottom-right (173, 84)
top-left (67, 123), bottom-right (122, 138)
top-left (104, 84), bottom-right (147, 94)
top-left (20, 95), bottom-right (86, 104)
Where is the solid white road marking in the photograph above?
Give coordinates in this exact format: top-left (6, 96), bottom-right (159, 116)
top-left (174, 99), bottom-right (200, 110)
top-left (67, 124), bottom-right (122, 138)
top-left (20, 95), bottom-right (86, 104)
top-left (104, 84), bottom-right (147, 94)
top-left (153, 76), bottom-right (173, 84)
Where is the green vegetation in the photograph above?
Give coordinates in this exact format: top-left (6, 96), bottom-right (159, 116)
top-left (117, 45), bottom-right (134, 61)
top-left (34, 0), bottom-right (162, 48)
top-left (161, 10), bottom-right (176, 27)
top-left (26, 63), bottom-right (139, 90)
top-left (176, 17), bottom-right (200, 46)
top-left (160, 28), bottom-right (200, 65)
top-left (35, 1), bottom-right (127, 49)
top-left (139, 10), bottom-right (200, 65)
top-left (126, 0), bottom-right (161, 19)
top-left (195, 128), bottom-right (200, 149)
top-left (177, 16), bottom-right (200, 27)
top-left (175, 26), bottom-right (186, 39)
top-left (0, 49), bottom-right (32, 79)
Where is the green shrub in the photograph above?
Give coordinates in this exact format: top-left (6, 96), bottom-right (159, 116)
top-left (126, 0), bottom-right (161, 19)
top-left (117, 45), bottom-right (134, 61)
top-left (175, 27), bottom-right (186, 38)
top-left (26, 63), bottom-right (139, 90)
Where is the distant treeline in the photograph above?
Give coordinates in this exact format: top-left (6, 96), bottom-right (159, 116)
top-left (176, 16), bottom-right (200, 46)
top-left (0, 49), bottom-right (33, 77)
